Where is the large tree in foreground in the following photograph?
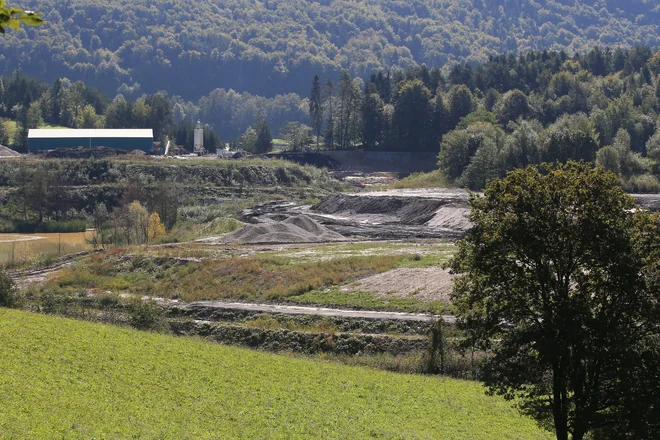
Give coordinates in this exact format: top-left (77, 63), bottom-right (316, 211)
top-left (449, 162), bottom-right (660, 440)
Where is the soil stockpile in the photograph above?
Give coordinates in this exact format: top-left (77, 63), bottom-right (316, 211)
top-left (0, 146), bottom-right (20, 157)
top-left (312, 190), bottom-right (471, 227)
top-left (425, 206), bottom-right (472, 232)
top-left (219, 214), bottom-right (346, 244)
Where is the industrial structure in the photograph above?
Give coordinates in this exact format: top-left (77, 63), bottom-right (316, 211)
top-left (27, 129), bottom-right (154, 152)
top-left (193, 121), bottom-right (205, 155)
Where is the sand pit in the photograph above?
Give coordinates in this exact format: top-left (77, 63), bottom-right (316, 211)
top-left (217, 215), bottom-right (346, 244)
top-left (342, 267), bottom-right (455, 303)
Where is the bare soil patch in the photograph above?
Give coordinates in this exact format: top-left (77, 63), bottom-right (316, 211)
top-left (342, 267), bottom-right (455, 303)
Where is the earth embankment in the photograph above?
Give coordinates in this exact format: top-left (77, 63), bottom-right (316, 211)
top-left (308, 188), bottom-right (472, 239)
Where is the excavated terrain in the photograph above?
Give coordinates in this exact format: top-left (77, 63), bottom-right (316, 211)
top-left (240, 189), bottom-right (660, 241)
top-left (242, 188), bottom-right (473, 240)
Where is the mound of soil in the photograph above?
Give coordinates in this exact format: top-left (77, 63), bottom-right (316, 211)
top-left (425, 206), bottom-right (472, 232)
top-left (219, 214), bottom-right (345, 244)
top-left (0, 145), bottom-right (20, 157)
top-left (312, 190), bottom-right (470, 226)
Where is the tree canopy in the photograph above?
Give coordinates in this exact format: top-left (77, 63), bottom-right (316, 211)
top-left (1, 0), bottom-right (659, 99)
top-left (449, 161), bottom-right (660, 440)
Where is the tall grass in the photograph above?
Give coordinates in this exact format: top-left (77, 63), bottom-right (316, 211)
top-left (50, 253), bottom-right (411, 302)
top-left (380, 169), bottom-right (448, 189)
top-left (0, 232), bottom-right (92, 266)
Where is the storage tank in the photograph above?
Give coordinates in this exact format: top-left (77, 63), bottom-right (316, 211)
top-left (194, 121), bottom-right (205, 155)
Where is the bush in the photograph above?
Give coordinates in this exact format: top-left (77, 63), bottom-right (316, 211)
top-left (128, 300), bottom-right (167, 332)
top-left (624, 174), bottom-right (660, 193)
top-left (0, 269), bottom-right (17, 308)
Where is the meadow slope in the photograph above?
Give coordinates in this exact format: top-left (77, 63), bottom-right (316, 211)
top-left (0, 309), bottom-right (552, 439)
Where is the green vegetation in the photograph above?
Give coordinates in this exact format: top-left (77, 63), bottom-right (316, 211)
top-left (45, 252), bottom-right (413, 302)
top-left (288, 286), bottom-right (449, 314)
top-left (386, 170), bottom-right (448, 189)
top-left (2, 0), bottom-right (658, 101)
top-left (0, 1), bottom-right (42, 34)
top-left (0, 268), bottom-right (16, 307)
top-left (0, 156), bottom-right (345, 245)
top-left (0, 309), bottom-right (552, 439)
top-left (450, 162), bottom-right (660, 439)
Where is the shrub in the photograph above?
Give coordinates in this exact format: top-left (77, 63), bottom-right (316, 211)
top-left (624, 174), bottom-right (660, 193)
top-left (128, 300), bottom-right (167, 332)
top-left (0, 269), bottom-right (17, 308)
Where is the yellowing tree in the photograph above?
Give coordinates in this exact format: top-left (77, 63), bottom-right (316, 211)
top-left (128, 200), bottom-right (148, 244)
top-left (147, 211), bottom-right (165, 242)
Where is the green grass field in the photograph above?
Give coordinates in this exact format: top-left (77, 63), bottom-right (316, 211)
top-left (0, 309), bottom-right (552, 439)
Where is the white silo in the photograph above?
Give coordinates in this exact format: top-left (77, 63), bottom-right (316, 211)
top-left (194, 121), bottom-right (205, 155)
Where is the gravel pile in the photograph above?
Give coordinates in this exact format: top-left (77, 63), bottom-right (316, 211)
top-left (220, 215), bottom-right (345, 244)
top-left (0, 145), bottom-right (21, 157)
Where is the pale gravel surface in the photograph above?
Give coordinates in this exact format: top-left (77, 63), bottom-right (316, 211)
top-left (342, 267), bottom-right (455, 303)
top-left (183, 300), bottom-right (454, 322)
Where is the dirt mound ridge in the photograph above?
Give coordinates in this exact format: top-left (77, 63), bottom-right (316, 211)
top-left (0, 145), bottom-right (20, 157)
top-left (220, 215), bottom-right (345, 244)
top-left (312, 192), bottom-right (467, 226)
top-left (425, 206), bottom-right (472, 232)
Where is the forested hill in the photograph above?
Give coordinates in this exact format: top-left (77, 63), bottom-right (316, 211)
top-left (1, 0), bottom-right (659, 100)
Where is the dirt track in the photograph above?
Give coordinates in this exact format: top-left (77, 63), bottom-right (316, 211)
top-left (182, 300), bottom-right (455, 323)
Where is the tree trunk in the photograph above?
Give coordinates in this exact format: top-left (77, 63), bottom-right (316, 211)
top-left (552, 362), bottom-right (569, 440)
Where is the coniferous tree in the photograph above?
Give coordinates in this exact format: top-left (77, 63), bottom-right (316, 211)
top-left (392, 79), bottom-right (432, 152)
top-left (362, 84), bottom-right (384, 150)
top-left (324, 79), bottom-right (334, 150)
top-left (50, 78), bottom-right (64, 125)
top-left (254, 120), bottom-right (273, 153)
top-left (309, 75), bottom-right (323, 151)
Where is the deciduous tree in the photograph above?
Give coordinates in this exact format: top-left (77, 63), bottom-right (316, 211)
top-left (0, 1), bottom-right (43, 34)
top-left (449, 162), bottom-right (660, 440)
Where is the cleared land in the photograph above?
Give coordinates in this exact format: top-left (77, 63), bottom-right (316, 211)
top-left (0, 232), bottom-right (92, 264)
top-left (341, 267), bottom-right (455, 303)
top-left (0, 309), bottom-right (552, 439)
top-left (35, 241), bottom-right (454, 312)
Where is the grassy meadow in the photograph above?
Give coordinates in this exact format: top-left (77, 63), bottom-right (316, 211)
top-left (0, 309), bottom-right (552, 439)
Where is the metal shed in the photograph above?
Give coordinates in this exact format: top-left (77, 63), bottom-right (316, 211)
top-left (27, 129), bottom-right (154, 152)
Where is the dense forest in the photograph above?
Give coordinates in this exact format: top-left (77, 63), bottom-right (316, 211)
top-left (1, 0), bottom-right (659, 100)
top-left (7, 45), bottom-right (660, 195)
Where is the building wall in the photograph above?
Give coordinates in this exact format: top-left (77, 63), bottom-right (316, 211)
top-left (28, 137), bottom-right (153, 151)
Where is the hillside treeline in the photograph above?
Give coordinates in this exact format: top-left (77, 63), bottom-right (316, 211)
top-left (1, 0), bottom-right (659, 99)
top-left (308, 46), bottom-right (660, 191)
top-left (0, 74), bottom-right (226, 151)
top-left (0, 73), bottom-right (309, 146)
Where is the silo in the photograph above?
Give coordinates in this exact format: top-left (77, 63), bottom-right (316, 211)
top-left (194, 121), bottom-right (205, 155)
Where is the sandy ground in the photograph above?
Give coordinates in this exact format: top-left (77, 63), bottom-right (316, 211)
top-left (425, 206), bottom-right (472, 231)
top-left (359, 188), bottom-right (471, 199)
top-left (342, 267), bottom-right (455, 303)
